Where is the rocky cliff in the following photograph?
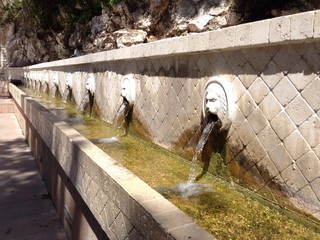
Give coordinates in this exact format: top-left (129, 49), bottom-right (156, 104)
top-left (4, 0), bottom-right (320, 67)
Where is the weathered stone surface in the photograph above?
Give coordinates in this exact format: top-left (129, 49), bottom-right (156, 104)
top-left (273, 76), bottom-right (298, 106)
top-left (281, 166), bottom-right (308, 193)
top-left (248, 77), bottom-right (269, 104)
top-left (302, 77), bottom-right (320, 111)
top-left (270, 111), bottom-right (296, 141)
top-left (259, 93), bottom-right (281, 121)
top-left (269, 16), bottom-right (290, 42)
top-left (284, 130), bottom-right (310, 160)
top-left (296, 151), bottom-right (320, 182)
top-left (299, 114), bottom-right (320, 148)
top-left (290, 11), bottom-right (314, 40)
top-left (187, 15), bottom-right (214, 32)
top-left (115, 29), bottom-right (148, 48)
top-left (247, 108), bottom-right (268, 134)
top-left (269, 144), bottom-right (292, 172)
top-left (285, 95), bottom-right (314, 126)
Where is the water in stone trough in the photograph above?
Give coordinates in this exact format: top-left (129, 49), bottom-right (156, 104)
top-left (20, 87), bottom-right (320, 240)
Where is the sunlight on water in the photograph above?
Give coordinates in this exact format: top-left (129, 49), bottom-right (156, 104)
top-left (174, 181), bottom-right (213, 199)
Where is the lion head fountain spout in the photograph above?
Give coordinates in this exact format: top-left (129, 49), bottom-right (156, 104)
top-left (66, 73), bottom-right (73, 90)
top-left (185, 77), bottom-right (236, 183)
top-left (79, 74), bottom-right (95, 113)
top-left (51, 73), bottom-right (59, 97)
top-left (53, 74), bottom-right (59, 87)
top-left (203, 77), bottom-right (235, 131)
top-left (85, 74), bottom-right (95, 95)
top-left (62, 73), bottom-right (73, 102)
top-left (41, 72), bottom-right (49, 93)
top-left (120, 74), bottom-right (136, 107)
top-left (113, 75), bottom-right (136, 134)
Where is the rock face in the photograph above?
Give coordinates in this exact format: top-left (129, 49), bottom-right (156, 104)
top-left (6, 30), bottom-right (69, 67)
top-left (68, 0), bottom-right (233, 55)
top-left (4, 0), bottom-right (320, 66)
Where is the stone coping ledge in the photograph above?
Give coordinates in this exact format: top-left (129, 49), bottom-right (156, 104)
top-left (9, 83), bottom-right (215, 240)
top-left (24, 10), bottom-right (320, 70)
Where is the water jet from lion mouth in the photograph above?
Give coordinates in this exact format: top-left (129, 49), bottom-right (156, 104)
top-left (79, 74), bottom-right (95, 115)
top-left (62, 73), bottom-right (73, 103)
top-left (172, 77), bottom-right (235, 198)
top-left (113, 75), bottom-right (136, 136)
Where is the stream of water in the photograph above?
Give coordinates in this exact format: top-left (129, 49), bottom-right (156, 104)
top-left (62, 88), bottom-right (70, 102)
top-left (173, 120), bottom-right (217, 198)
top-left (79, 93), bottom-right (90, 112)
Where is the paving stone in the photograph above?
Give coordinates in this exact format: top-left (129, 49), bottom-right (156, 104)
top-left (0, 112), bottom-right (66, 240)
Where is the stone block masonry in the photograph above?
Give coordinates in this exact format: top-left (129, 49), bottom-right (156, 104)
top-left (5, 10), bottom-right (320, 225)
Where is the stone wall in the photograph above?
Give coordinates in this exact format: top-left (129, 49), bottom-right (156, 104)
top-left (5, 10), bottom-right (320, 221)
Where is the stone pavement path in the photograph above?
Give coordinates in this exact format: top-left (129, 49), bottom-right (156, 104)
top-left (0, 99), bottom-right (67, 240)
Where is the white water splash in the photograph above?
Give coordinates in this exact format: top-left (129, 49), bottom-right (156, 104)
top-left (173, 119), bottom-right (217, 198)
top-left (174, 181), bottom-right (213, 199)
top-left (91, 136), bottom-right (120, 144)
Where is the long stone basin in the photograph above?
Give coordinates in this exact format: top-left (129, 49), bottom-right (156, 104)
top-left (9, 83), bottom-right (215, 239)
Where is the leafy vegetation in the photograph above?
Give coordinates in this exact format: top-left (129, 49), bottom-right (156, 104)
top-left (0, 0), bottom-right (123, 34)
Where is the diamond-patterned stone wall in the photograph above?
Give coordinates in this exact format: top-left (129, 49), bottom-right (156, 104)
top-left (8, 10), bottom-right (320, 223)
top-left (20, 42), bottom-right (320, 221)
top-left (225, 43), bottom-right (320, 220)
top-left (85, 44), bottom-right (320, 224)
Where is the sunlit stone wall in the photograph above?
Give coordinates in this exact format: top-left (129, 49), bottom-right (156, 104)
top-left (5, 10), bottom-right (320, 221)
